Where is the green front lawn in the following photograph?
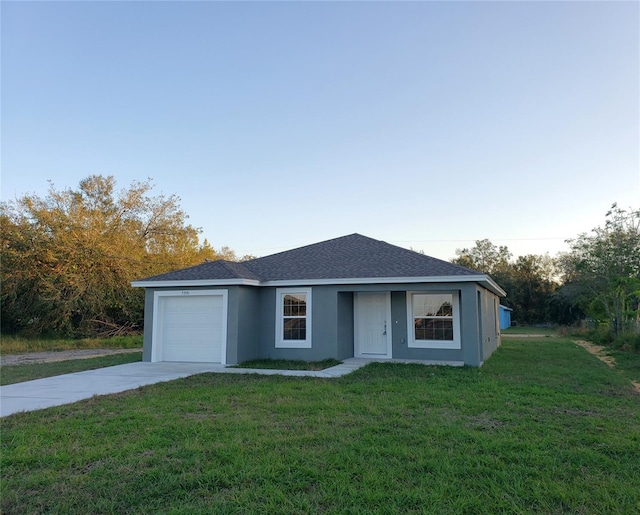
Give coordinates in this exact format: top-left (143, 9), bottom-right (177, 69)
top-left (2, 338), bottom-right (639, 514)
top-left (0, 352), bottom-right (142, 386)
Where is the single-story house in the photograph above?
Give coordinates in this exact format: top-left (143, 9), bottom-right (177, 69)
top-left (132, 234), bottom-right (506, 367)
top-left (499, 304), bottom-right (513, 330)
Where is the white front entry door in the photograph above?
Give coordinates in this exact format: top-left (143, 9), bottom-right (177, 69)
top-left (355, 292), bottom-right (392, 358)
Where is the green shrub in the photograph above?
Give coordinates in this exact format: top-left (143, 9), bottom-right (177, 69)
top-left (587, 326), bottom-right (615, 346)
top-left (557, 325), bottom-right (588, 338)
top-left (578, 326), bottom-right (640, 352)
top-left (611, 332), bottom-right (640, 352)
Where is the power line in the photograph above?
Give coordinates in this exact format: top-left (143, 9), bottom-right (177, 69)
top-left (236, 237), bottom-right (571, 257)
top-left (391, 237), bottom-right (570, 244)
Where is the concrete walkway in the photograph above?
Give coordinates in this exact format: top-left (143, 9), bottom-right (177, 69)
top-left (0, 358), bottom-right (373, 417)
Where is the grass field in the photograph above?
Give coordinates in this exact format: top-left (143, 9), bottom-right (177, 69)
top-left (502, 326), bottom-right (557, 335)
top-left (2, 336), bottom-right (639, 514)
top-left (0, 352), bottom-right (142, 386)
top-left (605, 348), bottom-right (640, 384)
top-left (1, 335), bottom-right (142, 354)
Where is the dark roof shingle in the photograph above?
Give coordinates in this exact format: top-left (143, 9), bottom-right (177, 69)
top-left (243, 233), bottom-right (478, 280)
top-left (136, 234), bottom-right (480, 283)
top-left (139, 259), bottom-right (260, 283)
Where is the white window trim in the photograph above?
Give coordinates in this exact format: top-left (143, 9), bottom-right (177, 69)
top-left (406, 291), bottom-right (461, 350)
top-left (275, 287), bottom-right (312, 349)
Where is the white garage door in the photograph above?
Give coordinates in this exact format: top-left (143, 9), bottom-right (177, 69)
top-left (157, 293), bottom-right (226, 363)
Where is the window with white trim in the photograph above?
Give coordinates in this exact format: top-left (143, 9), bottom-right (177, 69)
top-left (407, 292), bottom-right (461, 349)
top-left (276, 288), bottom-right (312, 348)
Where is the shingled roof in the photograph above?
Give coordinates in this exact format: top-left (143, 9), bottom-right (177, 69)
top-left (243, 233), bottom-right (479, 280)
top-left (134, 234), bottom-right (502, 289)
top-left (141, 259), bottom-right (261, 283)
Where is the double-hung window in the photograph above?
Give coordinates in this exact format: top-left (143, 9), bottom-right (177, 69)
top-left (407, 292), bottom-right (461, 349)
top-left (276, 288), bottom-right (312, 348)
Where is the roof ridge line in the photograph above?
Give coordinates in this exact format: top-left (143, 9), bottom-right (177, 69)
top-left (218, 258), bottom-right (264, 281)
top-left (247, 233), bottom-right (370, 263)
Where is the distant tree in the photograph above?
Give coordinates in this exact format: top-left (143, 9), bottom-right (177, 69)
top-left (453, 240), bottom-right (559, 324)
top-left (562, 204), bottom-right (640, 335)
top-left (453, 239), bottom-right (512, 276)
top-left (546, 283), bottom-right (587, 326)
top-left (0, 175), bottom-right (231, 337)
top-left (507, 254), bottom-right (558, 324)
top-left (216, 245), bottom-right (257, 262)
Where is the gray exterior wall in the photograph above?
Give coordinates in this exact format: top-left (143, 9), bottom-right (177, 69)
top-left (336, 292), bottom-right (354, 360)
top-left (251, 282), bottom-right (496, 366)
top-left (141, 281), bottom-right (502, 367)
top-left (231, 286), bottom-right (261, 364)
top-left (390, 289), bottom-right (465, 364)
top-left (478, 288), bottom-right (500, 363)
top-left (142, 289), bottom-right (154, 362)
top-left (257, 286), bottom-right (340, 362)
top-left (225, 287), bottom-right (239, 364)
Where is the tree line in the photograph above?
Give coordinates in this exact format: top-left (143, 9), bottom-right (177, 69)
top-left (2, 176), bottom-right (638, 346)
top-left (1, 176), bottom-right (251, 338)
top-left (452, 240), bottom-right (558, 325)
top-left (453, 204), bottom-right (639, 347)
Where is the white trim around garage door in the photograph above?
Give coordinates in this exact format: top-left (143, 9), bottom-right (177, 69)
top-left (152, 289), bottom-right (228, 364)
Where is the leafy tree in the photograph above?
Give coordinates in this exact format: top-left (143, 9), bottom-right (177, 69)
top-left (215, 246), bottom-right (257, 262)
top-left (546, 283), bottom-right (586, 326)
top-left (453, 239), bottom-right (512, 276)
top-left (453, 240), bottom-right (559, 324)
top-left (562, 204), bottom-right (640, 335)
top-left (1, 175), bottom-right (227, 337)
top-left (506, 254), bottom-right (558, 324)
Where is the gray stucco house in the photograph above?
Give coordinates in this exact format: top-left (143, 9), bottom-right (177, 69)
top-left (132, 234), bottom-right (506, 367)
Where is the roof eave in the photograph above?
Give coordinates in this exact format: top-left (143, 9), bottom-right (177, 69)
top-left (480, 276), bottom-right (507, 297)
top-left (263, 275), bottom-right (506, 295)
top-left (131, 279), bottom-right (261, 288)
top-left (132, 274), bottom-right (506, 296)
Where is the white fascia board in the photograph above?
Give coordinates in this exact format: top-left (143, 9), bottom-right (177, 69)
top-left (263, 275), bottom-right (507, 296)
top-left (131, 274), bottom-right (506, 296)
top-left (482, 276), bottom-right (507, 297)
top-left (131, 278), bottom-right (261, 288)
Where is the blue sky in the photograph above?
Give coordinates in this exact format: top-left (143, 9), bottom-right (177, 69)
top-left (2, 1), bottom-right (638, 261)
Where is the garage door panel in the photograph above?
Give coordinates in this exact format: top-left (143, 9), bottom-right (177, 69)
top-left (158, 294), bottom-right (225, 363)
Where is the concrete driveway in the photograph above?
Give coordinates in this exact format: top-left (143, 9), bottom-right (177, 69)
top-left (0, 359), bottom-right (371, 417)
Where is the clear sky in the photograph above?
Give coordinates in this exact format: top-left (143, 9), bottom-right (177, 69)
top-left (2, 1), bottom-right (638, 261)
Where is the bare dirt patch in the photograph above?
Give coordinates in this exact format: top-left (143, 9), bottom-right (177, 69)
top-left (573, 340), bottom-right (616, 367)
top-left (573, 340), bottom-right (640, 394)
top-left (1, 348), bottom-right (141, 366)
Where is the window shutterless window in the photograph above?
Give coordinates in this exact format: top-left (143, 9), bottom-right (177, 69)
top-left (276, 288), bottom-right (312, 348)
top-left (407, 292), bottom-right (461, 349)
